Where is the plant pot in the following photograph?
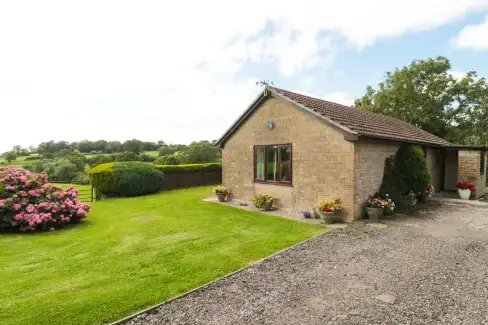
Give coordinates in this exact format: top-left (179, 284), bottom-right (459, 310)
top-left (419, 193), bottom-right (431, 204)
top-left (365, 207), bottom-right (383, 221)
top-left (318, 211), bottom-right (335, 224)
top-left (401, 199), bottom-right (417, 207)
top-left (261, 201), bottom-right (273, 211)
top-left (216, 193), bottom-right (227, 202)
top-left (383, 208), bottom-right (395, 216)
top-left (458, 188), bottom-right (471, 200)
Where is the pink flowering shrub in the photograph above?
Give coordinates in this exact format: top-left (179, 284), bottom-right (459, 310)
top-left (0, 167), bottom-right (91, 232)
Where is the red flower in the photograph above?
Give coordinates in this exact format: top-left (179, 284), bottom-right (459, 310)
top-left (456, 181), bottom-right (475, 191)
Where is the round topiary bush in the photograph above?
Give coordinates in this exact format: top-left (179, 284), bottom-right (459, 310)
top-left (0, 167), bottom-right (91, 232)
top-left (89, 162), bottom-right (164, 197)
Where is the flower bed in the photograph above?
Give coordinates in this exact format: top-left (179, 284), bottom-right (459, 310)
top-left (0, 167), bottom-right (91, 232)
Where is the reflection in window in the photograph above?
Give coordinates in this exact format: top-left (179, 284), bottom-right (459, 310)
top-left (255, 147), bottom-right (265, 180)
top-left (254, 144), bottom-right (292, 184)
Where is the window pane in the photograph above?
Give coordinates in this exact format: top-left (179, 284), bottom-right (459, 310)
top-left (255, 147), bottom-right (265, 180)
top-left (280, 145), bottom-right (291, 182)
top-left (266, 146), bottom-right (279, 181)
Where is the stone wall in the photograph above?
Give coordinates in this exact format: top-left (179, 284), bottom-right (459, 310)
top-left (221, 96), bottom-right (356, 220)
top-left (458, 150), bottom-right (482, 197)
top-left (353, 140), bottom-right (399, 218)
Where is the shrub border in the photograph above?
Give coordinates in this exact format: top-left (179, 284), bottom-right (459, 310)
top-left (108, 229), bottom-right (327, 325)
top-left (154, 162), bottom-right (222, 174)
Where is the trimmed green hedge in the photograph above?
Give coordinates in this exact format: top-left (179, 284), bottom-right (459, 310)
top-left (89, 162), bottom-right (164, 197)
top-left (154, 162), bottom-right (222, 174)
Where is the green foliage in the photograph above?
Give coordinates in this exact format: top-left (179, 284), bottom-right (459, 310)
top-left (88, 162), bottom-right (115, 194)
top-left (181, 141), bottom-right (221, 163)
top-left (157, 141), bottom-right (221, 164)
top-left (87, 154), bottom-right (115, 168)
top-left (53, 158), bottom-right (79, 181)
top-left (72, 172), bottom-right (90, 185)
top-left (3, 151), bottom-right (17, 162)
top-left (379, 144), bottom-right (431, 201)
top-left (89, 162), bottom-right (163, 197)
top-left (154, 163), bottom-right (222, 173)
top-left (122, 139), bottom-right (143, 154)
top-left (355, 56), bottom-right (488, 145)
top-left (154, 154), bottom-right (181, 165)
top-left (395, 145), bottom-right (431, 194)
top-left (24, 155), bottom-right (39, 161)
top-left (31, 152), bottom-right (86, 182)
top-left (114, 151), bottom-right (140, 162)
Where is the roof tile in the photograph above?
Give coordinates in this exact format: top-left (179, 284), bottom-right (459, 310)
top-left (269, 86), bottom-right (451, 147)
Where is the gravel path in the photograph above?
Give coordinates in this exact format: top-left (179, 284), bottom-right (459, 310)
top-left (124, 203), bottom-right (488, 325)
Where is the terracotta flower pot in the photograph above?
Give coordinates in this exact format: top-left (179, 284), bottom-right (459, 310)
top-left (458, 188), bottom-right (471, 200)
top-left (216, 193), bottom-right (227, 202)
top-left (318, 211), bottom-right (335, 224)
top-left (365, 207), bottom-right (383, 221)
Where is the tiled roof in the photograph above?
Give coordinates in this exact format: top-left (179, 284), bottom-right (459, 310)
top-left (269, 86), bottom-right (451, 147)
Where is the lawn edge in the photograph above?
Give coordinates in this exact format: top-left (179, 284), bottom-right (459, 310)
top-left (107, 229), bottom-right (328, 325)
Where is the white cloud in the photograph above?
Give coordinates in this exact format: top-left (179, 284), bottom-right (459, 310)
top-left (0, 0), bottom-right (487, 152)
top-left (452, 15), bottom-right (488, 50)
top-left (322, 92), bottom-right (355, 106)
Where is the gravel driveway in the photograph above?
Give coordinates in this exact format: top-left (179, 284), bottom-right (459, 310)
top-left (125, 202), bottom-right (488, 325)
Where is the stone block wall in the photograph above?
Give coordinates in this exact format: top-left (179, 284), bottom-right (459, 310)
top-left (353, 140), bottom-right (399, 218)
top-left (458, 150), bottom-right (482, 197)
top-left (221, 96), bottom-right (356, 220)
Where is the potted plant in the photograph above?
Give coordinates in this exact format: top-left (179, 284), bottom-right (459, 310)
top-left (456, 181), bottom-right (474, 200)
top-left (383, 195), bottom-right (396, 216)
top-left (419, 184), bottom-right (435, 203)
top-left (401, 191), bottom-right (418, 207)
top-left (317, 199), bottom-right (343, 224)
top-left (252, 194), bottom-right (275, 211)
top-left (365, 196), bottom-right (387, 221)
top-left (300, 211), bottom-right (312, 219)
top-left (213, 185), bottom-right (229, 202)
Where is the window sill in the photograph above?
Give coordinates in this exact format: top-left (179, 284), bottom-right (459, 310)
top-left (253, 180), bottom-right (293, 187)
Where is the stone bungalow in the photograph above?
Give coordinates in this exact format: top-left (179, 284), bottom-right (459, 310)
top-left (216, 86), bottom-right (487, 221)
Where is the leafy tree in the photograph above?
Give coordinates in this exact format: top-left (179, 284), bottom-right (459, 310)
top-left (158, 144), bottom-right (187, 156)
top-left (3, 151), bottom-right (17, 162)
top-left (155, 154), bottom-right (181, 165)
top-left (12, 145), bottom-right (23, 155)
top-left (355, 56), bottom-right (459, 138)
top-left (142, 141), bottom-right (158, 151)
top-left (181, 141), bottom-right (221, 163)
top-left (53, 158), bottom-right (79, 181)
top-left (122, 139), bottom-right (143, 154)
top-left (107, 141), bottom-right (123, 153)
top-left (355, 56), bottom-right (488, 145)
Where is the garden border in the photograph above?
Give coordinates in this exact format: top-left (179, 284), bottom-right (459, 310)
top-left (107, 230), bottom-right (328, 325)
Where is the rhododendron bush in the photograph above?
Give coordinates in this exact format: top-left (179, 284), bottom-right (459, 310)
top-left (0, 167), bottom-right (91, 232)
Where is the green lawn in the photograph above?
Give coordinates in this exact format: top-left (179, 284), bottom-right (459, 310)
top-left (0, 186), bottom-right (323, 325)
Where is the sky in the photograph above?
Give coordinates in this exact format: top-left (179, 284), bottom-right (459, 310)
top-left (1, 0), bottom-right (488, 152)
